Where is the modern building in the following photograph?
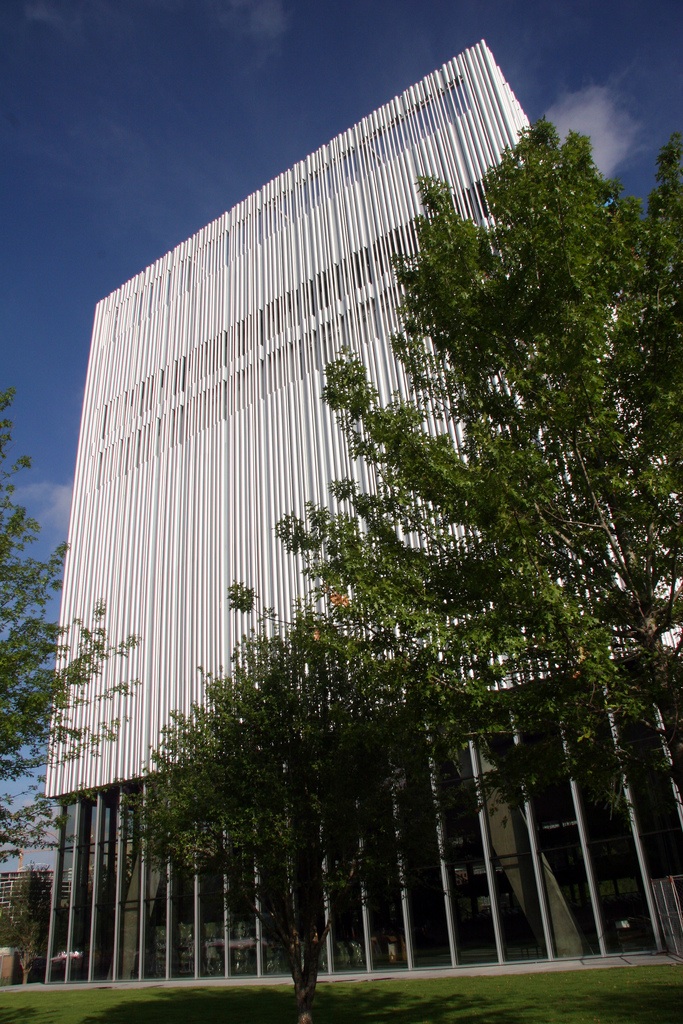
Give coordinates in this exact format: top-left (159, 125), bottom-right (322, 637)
top-left (45, 41), bottom-right (683, 983)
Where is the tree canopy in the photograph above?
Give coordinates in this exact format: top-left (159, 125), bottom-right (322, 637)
top-left (142, 609), bottom-right (443, 1024)
top-left (279, 122), bottom-right (683, 807)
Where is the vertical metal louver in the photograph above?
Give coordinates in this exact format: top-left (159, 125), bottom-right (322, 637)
top-left (46, 41), bottom-right (528, 797)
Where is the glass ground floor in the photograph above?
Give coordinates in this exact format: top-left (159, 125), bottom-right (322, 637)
top-left (47, 742), bottom-right (683, 983)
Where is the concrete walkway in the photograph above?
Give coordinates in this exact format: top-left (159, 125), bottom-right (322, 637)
top-left (6, 951), bottom-right (680, 992)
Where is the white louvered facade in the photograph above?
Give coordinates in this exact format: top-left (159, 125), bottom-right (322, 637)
top-left (46, 41), bottom-right (527, 797)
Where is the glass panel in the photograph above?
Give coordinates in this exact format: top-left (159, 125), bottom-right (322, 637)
top-left (494, 854), bottom-right (548, 960)
top-left (588, 837), bottom-right (656, 953)
top-left (48, 803), bottom-right (76, 981)
top-left (118, 796), bottom-right (141, 980)
top-left (539, 844), bottom-right (599, 956)
top-left (259, 904), bottom-right (291, 976)
top-left (262, 936), bottom-right (289, 976)
top-left (630, 770), bottom-right (681, 835)
top-left (626, 737), bottom-right (683, 878)
top-left (97, 795), bottom-right (119, 905)
top-left (623, 725), bottom-right (681, 836)
top-left (641, 829), bottom-right (683, 879)
top-left (69, 903), bottom-right (90, 981)
top-left (534, 784), bottom-right (580, 852)
top-left (119, 798), bottom-right (141, 900)
top-left (441, 750), bottom-right (483, 864)
top-left (442, 748), bottom-right (499, 965)
top-left (48, 909), bottom-right (69, 982)
top-left (56, 804), bottom-right (77, 910)
top-left (409, 868), bottom-right (451, 967)
top-left (532, 784), bottom-right (598, 957)
top-left (71, 800), bottom-right (96, 980)
top-left (256, 904), bottom-right (290, 975)
top-left (170, 868), bottom-right (195, 977)
top-left (200, 874), bottom-right (225, 978)
top-left (483, 747), bottom-right (548, 962)
top-left (368, 894), bottom-right (408, 970)
top-left (330, 891), bottom-right (366, 972)
top-left (143, 866), bottom-right (167, 979)
top-left (56, 846), bottom-right (74, 910)
top-left (448, 861), bottom-right (498, 964)
top-left (581, 790), bottom-right (657, 954)
top-left (63, 802), bottom-right (79, 844)
top-left (92, 903), bottom-right (116, 982)
top-left (582, 794), bottom-right (631, 843)
top-left (229, 912), bottom-right (257, 976)
top-left (118, 904), bottom-right (140, 979)
top-left (92, 792), bottom-right (118, 981)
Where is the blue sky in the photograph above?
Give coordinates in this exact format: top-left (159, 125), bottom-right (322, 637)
top-left (2, 0), bottom-right (682, 561)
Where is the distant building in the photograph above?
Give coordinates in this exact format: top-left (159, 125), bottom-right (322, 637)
top-left (0, 865), bottom-right (54, 985)
top-left (0, 865), bottom-right (53, 911)
top-left (45, 41), bottom-right (682, 983)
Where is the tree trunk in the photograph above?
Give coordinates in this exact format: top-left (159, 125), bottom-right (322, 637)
top-left (295, 984), bottom-right (315, 1024)
top-left (290, 939), bottom-right (320, 1024)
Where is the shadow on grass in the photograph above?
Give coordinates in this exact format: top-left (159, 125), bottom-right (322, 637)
top-left (0, 967), bottom-right (680, 1024)
top-left (0, 1003), bottom-right (43, 1024)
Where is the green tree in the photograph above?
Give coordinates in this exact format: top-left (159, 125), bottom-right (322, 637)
top-left (0, 866), bottom-right (52, 983)
top-left (0, 388), bottom-right (139, 858)
top-left (279, 124), bottom-right (683, 807)
top-left (142, 609), bottom-right (442, 1024)
top-left (0, 388), bottom-right (65, 853)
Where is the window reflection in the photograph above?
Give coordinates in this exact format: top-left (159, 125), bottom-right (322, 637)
top-left (199, 874), bottom-right (225, 977)
top-left (229, 912), bottom-right (257, 975)
top-left (143, 866), bottom-right (167, 978)
top-left (448, 861), bottom-right (498, 964)
top-left (331, 890), bottom-right (366, 972)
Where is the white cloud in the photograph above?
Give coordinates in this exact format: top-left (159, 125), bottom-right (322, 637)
top-left (210, 0), bottom-right (287, 41)
top-left (545, 85), bottom-right (641, 176)
top-left (14, 481), bottom-right (73, 542)
top-left (23, 0), bottom-right (287, 44)
top-left (24, 0), bottom-right (66, 27)
top-left (23, 0), bottom-right (84, 37)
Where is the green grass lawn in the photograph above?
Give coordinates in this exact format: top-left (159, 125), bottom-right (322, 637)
top-left (0, 966), bottom-right (681, 1024)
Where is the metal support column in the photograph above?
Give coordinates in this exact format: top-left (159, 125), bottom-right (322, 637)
top-left (87, 793), bottom-right (104, 981)
top-left (193, 872), bottom-right (201, 979)
top-left (570, 780), bottom-right (608, 956)
top-left (520, 795), bottom-right (556, 959)
top-left (112, 791), bottom-right (124, 981)
top-left (64, 800), bottom-right (82, 983)
top-left (46, 803), bottom-right (67, 982)
top-left (470, 741), bottom-right (506, 963)
top-left (434, 803), bottom-right (458, 967)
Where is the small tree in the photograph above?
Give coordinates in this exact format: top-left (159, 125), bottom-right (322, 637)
top-left (142, 609), bottom-right (444, 1024)
top-left (0, 867), bottom-right (52, 983)
top-left (0, 388), bottom-right (64, 852)
top-left (0, 388), bottom-right (139, 858)
top-left (279, 124), bottom-right (683, 807)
